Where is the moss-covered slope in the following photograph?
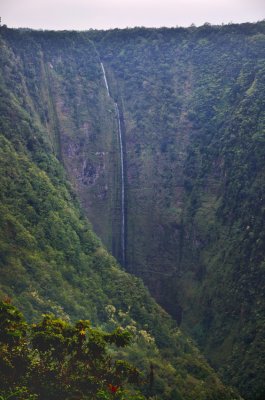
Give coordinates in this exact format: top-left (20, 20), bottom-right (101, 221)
top-left (1, 22), bottom-right (265, 399)
top-left (0, 27), bottom-right (240, 400)
top-left (90, 23), bottom-right (265, 399)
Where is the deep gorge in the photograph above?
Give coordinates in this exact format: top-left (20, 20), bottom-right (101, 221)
top-left (0, 22), bottom-right (265, 399)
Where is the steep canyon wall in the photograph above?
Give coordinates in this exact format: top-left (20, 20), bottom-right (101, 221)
top-left (1, 23), bottom-right (265, 399)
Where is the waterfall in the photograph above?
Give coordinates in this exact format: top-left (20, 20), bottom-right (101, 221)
top-left (115, 103), bottom-right (125, 265)
top-left (101, 62), bottom-right (125, 265)
top-left (100, 62), bottom-right (110, 97)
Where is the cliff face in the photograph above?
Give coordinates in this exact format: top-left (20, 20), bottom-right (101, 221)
top-left (0, 28), bottom-right (242, 400)
top-left (1, 23), bottom-right (265, 399)
top-left (91, 26), bottom-right (265, 399)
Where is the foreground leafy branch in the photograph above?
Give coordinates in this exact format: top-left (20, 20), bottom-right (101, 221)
top-left (0, 300), bottom-right (145, 400)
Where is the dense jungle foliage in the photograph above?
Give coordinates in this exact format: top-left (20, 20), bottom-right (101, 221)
top-left (90, 23), bottom-right (265, 399)
top-left (0, 21), bottom-right (265, 399)
top-left (0, 301), bottom-right (144, 400)
top-left (0, 25), bottom-right (241, 400)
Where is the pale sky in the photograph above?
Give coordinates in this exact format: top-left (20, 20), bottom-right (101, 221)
top-left (1, 0), bottom-right (264, 30)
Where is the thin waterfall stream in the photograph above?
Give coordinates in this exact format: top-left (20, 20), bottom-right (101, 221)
top-left (115, 102), bottom-right (125, 265)
top-left (101, 62), bottom-right (125, 265)
top-left (100, 62), bottom-right (110, 97)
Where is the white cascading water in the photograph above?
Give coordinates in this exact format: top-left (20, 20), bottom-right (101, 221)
top-left (101, 62), bottom-right (125, 265)
top-left (114, 102), bottom-right (125, 265)
top-left (100, 62), bottom-right (110, 97)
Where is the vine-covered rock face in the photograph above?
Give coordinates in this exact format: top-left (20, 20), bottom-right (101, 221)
top-left (0, 22), bottom-right (264, 399)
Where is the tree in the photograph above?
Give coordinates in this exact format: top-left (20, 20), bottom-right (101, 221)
top-left (0, 301), bottom-right (145, 400)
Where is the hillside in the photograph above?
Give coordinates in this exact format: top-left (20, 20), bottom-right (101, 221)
top-left (0, 26), bottom-right (241, 400)
top-left (90, 23), bottom-right (265, 399)
top-left (0, 22), bottom-right (265, 399)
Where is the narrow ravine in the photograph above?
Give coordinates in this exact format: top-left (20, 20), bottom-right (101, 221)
top-left (101, 62), bottom-right (126, 265)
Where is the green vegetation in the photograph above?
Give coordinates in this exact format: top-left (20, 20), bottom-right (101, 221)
top-left (1, 22), bottom-right (265, 399)
top-left (0, 25), bottom-right (240, 399)
top-left (0, 300), bottom-right (144, 400)
top-left (0, 134), bottom-right (236, 399)
top-left (90, 23), bottom-right (265, 398)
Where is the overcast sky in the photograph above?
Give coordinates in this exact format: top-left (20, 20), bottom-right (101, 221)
top-left (1, 0), bottom-right (264, 30)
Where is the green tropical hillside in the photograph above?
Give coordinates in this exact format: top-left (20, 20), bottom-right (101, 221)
top-left (0, 22), bottom-right (265, 399)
